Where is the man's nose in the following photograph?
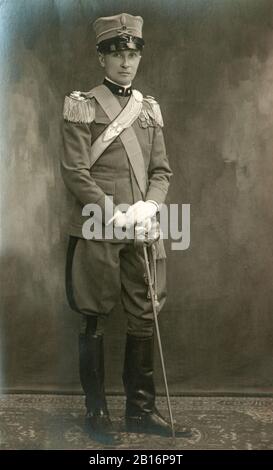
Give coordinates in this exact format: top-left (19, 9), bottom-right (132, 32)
top-left (121, 56), bottom-right (130, 67)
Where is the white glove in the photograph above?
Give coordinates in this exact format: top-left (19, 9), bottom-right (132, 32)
top-left (135, 217), bottom-right (152, 233)
top-left (107, 210), bottom-right (127, 227)
top-left (125, 200), bottom-right (158, 226)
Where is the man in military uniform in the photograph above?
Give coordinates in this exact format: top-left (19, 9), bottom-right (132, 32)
top-left (61, 13), bottom-right (187, 445)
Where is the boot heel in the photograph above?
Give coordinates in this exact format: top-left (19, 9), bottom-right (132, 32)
top-left (79, 333), bottom-right (122, 444)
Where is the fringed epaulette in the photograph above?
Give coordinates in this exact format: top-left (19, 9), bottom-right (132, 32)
top-left (138, 95), bottom-right (164, 128)
top-left (63, 91), bottom-right (95, 123)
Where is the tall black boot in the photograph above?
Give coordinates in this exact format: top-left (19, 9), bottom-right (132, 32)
top-left (79, 333), bottom-right (121, 445)
top-left (123, 334), bottom-right (192, 438)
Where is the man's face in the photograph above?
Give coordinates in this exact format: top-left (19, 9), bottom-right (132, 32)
top-left (98, 49), bottom-right (142, 86)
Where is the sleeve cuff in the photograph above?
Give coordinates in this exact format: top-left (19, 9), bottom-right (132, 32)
top-left (146, 199), bottom-right (160, 212)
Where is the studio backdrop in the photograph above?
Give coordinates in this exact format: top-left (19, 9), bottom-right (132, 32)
top-left (1, 0), bottom-right (273, 394)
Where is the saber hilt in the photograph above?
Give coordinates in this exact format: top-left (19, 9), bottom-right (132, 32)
top-left (134, 218), bottom-right (160, 248)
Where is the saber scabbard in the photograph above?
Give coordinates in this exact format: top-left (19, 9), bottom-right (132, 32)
top-left (137, 224), bottom-right (175, 440)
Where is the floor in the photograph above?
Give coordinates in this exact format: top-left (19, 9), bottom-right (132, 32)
top-left (0, 394), bottom-right (273, 450)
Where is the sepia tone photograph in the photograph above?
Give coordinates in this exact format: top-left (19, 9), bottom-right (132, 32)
top-left (0, 0), bottom-right (273, 456)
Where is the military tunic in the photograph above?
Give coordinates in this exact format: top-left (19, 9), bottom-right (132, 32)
top-left (61, 80), bottom-right (172, 336)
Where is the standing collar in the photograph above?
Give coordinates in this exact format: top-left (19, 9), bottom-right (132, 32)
top-left (103, 77), bottom-right (132, 97)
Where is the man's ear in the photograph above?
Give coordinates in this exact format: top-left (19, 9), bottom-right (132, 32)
top-left (98, 52), bottom-right (105, 67)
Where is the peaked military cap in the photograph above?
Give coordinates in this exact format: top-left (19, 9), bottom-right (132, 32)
top-left (93, 13), bottom-right (144, 53)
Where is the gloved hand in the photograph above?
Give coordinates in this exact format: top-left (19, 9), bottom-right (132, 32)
top-left (125, 200), bottom-right (158, 226)
top-left (135, 217), bottom-right (152, 233)
top-left (135, 218), bottom-right (160, 246)
top-left (107, 210), bottom-right (127, 227)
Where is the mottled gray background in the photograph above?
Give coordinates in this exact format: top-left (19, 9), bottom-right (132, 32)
top-left (1, 0), bottom-right (273, 394)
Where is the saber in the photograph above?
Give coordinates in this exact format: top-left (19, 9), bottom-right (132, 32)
top-left (136, 223), bottom-right (175, 440)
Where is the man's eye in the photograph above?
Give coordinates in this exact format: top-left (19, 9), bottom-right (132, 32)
top-left (132, 53), bottom-right (140, 60)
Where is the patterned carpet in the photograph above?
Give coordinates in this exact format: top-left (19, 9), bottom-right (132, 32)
top-left (0, 394), bottom-right (273, 450)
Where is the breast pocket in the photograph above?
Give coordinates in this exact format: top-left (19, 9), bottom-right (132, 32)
top-left (94, 115), bottom-right (110, 125)
top-left (90, 115), bottom-right (109, 141)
